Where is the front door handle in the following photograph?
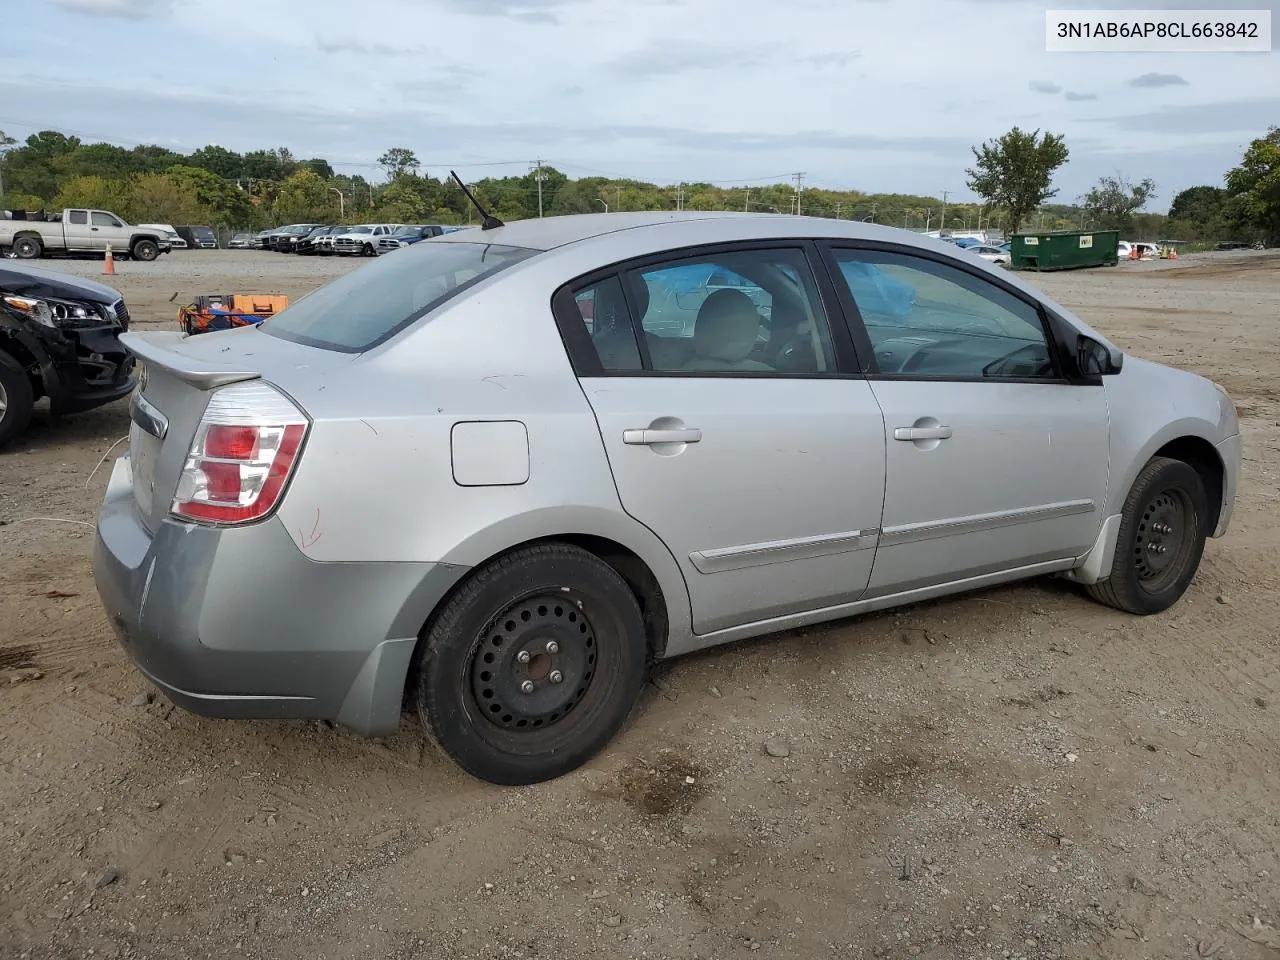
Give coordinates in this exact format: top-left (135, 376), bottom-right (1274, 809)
top-left (623, 427), bottom-right (702, 445)
top-left (894, 425), bottom-right (953, 441)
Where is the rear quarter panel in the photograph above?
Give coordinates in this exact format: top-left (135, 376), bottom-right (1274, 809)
top-left (270, 253), bottom-right (694, 641)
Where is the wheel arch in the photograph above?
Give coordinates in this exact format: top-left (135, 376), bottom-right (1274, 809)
top-left (396, 508), bottom-right (692, 699)
top-left (0, 329), bottom-right (48, 399)
top-left (9, 232), bottom-right (44, 256)
top-left (1111, 419), bottom-right (1226, 534)
top-left (1151, 434), bottom-right (1225, 536)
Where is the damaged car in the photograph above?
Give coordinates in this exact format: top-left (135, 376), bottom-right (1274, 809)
top-left (0, 262), bottom-right (137, 446)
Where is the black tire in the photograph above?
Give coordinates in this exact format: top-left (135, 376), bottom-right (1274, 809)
top-left (362, 242), bottom-right (375, 257)
top-left (12, 236), bottom-right (42, 260)
top-left (1086, 456), bottom-right (1209, 615)
top-left (415, 543), bottom-right (648, 785)
top-left (0, 351), bottom-right (36, 448)
top-left (132, 239), bottom-right (159, 262)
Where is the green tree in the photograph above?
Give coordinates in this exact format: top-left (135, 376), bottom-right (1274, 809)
top-left (376, 176), bottom-right (436, 222)
top-left (129, 172), bottom-right (209, 224)
top-left (1225, 126), bottom-right (1280, 246)
top-left (271, 169), bottom-right (334, 222)
top-left (5, 130), bottom-right (82, 199)
top-left (1166, 185), bottom-right (1228, 241)
top-left (52, 175), bottom-right (134, 218)
top-left (965, 126), bottom-right (1070, 235)
top-left (378, 147), bottom-right (420, 181)
top-left (303, 158), bottom-right (334, 179)
top-left (188, 145), bottom-right (245, 179)
top-left (1081, 174), bottom-right (1156, 234)
top-left (164, 164), bottom-right (251, 225)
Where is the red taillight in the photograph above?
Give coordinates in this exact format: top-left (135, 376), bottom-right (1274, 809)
top-left (205, 424), bottom-right (260, 460)
top-left (171, 382), bottom-right (309, 526)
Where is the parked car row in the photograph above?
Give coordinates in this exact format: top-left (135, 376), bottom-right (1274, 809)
top-left (242, 222), bottom-right (466, 256)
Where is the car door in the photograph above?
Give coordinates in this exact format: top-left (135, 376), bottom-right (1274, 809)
top-left (822, 243), bottom-right (1110, 597)
top-left (62, 210), bottom-right (94, 250)
top-left (90, 210), bottom-right (129, 252)
top-left (554, 243), bottom-right (887, 635)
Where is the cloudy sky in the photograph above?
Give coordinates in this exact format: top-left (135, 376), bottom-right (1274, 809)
top-left (3, 0), bottom-right (1276, 210)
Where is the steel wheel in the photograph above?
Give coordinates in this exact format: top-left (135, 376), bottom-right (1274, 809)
top-left (1132, 487), bottom-right (1197, 594)
top-left (416, 543), bottom-right (648, 785)
top-left (1085, 456), bottom-right (1209, 615)
top-left (469, 592), bottom-right (598, 732)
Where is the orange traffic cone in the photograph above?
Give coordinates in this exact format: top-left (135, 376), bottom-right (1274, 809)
top-left (1169, 247), bottom-right (1178, 260)
top-left (102, 243), bottom-right (116, 276)
top-left (1129, 244), bottom-right (1138, 261)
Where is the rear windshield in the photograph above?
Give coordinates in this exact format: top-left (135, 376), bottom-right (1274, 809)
top-left (261, 241), bottom-right (534, 352)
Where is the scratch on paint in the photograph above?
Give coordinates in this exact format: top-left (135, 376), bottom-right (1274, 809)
top-left (360, 419), bottom-right (379, 436)
top-left (299, 507), bottom-right (323, 548)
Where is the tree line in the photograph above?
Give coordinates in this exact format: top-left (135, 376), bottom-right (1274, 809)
top-left (965, 124), bottom-right (1278, 245)
top-left (1, 126), bottom-right (1276, 245)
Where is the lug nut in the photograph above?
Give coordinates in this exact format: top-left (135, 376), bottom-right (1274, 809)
top-left (549, 670), bottom-right (563, 684)
top-left (517, 650), bottom-right (531, 664)
top-left (546, 641), bottom-right (560, 654)
top-left (520, 680), bottom-right (535, 694)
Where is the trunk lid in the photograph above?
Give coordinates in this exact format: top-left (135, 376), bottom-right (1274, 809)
top-left (122, 327), bottom-right (352, 533)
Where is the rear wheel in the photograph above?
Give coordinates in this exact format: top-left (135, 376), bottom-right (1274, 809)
top-left (0, 351), bottom-right (36, 448)
top-left (12, 236), bottom-right (41, 260)
top-left (415, 543), bottom-right (648, 785)
top-left (1086, 456), bottom-right (1209, 614)
top-left (131, 239), bottom-right (159, 262)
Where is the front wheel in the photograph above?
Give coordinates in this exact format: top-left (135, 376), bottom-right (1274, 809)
top-left (132, 239), bottom-right (159, 262)
top-left (362, 243), bottom-right (375, 257)
top-left (415, 543), bottom-right (648, 785)
top-left (0, 351), bottom-right (36, 448)
top-left (1086, 456), bottom-right (1209, 614)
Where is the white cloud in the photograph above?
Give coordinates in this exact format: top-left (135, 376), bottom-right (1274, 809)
top-left (5, 0), bottom-right (1278, 206)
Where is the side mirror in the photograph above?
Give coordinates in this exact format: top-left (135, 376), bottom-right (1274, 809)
top-left (1077, 335), bottom-right (1123, 377)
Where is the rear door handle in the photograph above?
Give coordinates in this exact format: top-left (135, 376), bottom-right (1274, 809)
top-left (623, 427), bottom-right (702, 445)
top-left (894, 425), bottom-right (952, 441)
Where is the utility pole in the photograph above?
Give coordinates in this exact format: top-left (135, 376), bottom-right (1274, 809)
top-left (532, 159), bottom-right (546, 217)
top-left (675, 184), bottom-right (684, 211)
top-left (792, 172), bottom-right (805, 215)
top-left (939, 190), bottom-right (949, 231)
top-left (744, 188), bottom-right (750, 212)
top-left (835, 203), bottom-right (842, 219)
top-left (616, 185), bottom-right (621, 211)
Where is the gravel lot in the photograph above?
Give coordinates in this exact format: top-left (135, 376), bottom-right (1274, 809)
top-left (2, 248), bottom-right (1279, 960)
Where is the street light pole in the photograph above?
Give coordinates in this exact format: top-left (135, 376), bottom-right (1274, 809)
top-left (328, 187), bottom-right (345, 219)
top-left (596, 198), bottom-right (608, 213)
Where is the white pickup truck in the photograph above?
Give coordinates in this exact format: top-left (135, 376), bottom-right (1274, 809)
top-left (0, 208), bottom-right (172, 261)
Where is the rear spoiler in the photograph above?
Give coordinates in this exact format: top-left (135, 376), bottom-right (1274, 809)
top-left (120, 331), bottom-right (261, 390)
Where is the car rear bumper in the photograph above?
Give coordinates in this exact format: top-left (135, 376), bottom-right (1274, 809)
top-left (92, 455), bottom-right (469, 736)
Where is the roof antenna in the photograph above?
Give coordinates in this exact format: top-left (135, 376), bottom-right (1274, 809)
top-left (449, 170), bottom-right (504, 230)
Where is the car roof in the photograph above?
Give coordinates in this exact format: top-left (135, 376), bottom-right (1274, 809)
top-left (430, 211), bottom-right (963, 253)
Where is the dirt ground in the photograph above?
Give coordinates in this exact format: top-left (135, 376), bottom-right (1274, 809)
top-left (2, 248), bottom-right (1279, 960)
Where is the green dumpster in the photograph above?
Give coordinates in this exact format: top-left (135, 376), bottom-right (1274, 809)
top-left (1010, 229), bottom-right (1120, 271)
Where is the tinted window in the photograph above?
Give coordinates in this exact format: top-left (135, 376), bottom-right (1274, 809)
top-left (571, 275), bottom-right (643, 371)
top-left (832, 249), bottom-right (1055, 380)
top-left (90, 211), bottom-right (120, 227)
top-left (567, 249), bottom-right (837, 376)
top-left (627, 249), bottom-right (836, 374)
top-left (68, 210), bottom-right (88, 225)
top-left (262, 241), bottom-right (534, 352)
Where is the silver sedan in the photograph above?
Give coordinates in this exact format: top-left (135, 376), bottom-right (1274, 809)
top-left (93, 212), bottom-right (1240, 785)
